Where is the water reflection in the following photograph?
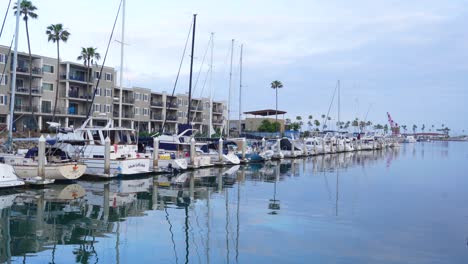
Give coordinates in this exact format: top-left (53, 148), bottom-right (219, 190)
top-left (0, 147), bottom-right (404, 263)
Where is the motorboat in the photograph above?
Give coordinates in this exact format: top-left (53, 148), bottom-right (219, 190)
top-left (404, 136), bottom-right (417, 143)
top-left (0, 163), bottom-right (25, 188)
top-left (54, 118), bottom-right (152, 178)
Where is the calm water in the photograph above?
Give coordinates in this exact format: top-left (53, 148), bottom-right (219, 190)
top-left (0, 142), bottom-right (468, 263)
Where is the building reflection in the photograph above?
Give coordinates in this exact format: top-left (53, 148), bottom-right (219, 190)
top-left (0, 147), bottom-right (399, 263)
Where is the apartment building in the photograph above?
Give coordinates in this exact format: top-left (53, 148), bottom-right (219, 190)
top-left (0, 45), bottom-right (227, 134)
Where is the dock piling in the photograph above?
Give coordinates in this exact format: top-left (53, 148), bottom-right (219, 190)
top-left (218, 138), bottom-right (224, 162)
top-left (153, 137), bottom-right (159, 171)
top-left (190, 138), bottom-right (196, 166)
top-left (38, 135), bottom-right (46, 180)
top-left (104, 137), bottom-right (111, 176)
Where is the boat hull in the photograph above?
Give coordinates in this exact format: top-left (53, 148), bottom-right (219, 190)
top-left (13, 163), bottom-right (86, 180)
top-left (82, 158), bottom-right (152, 178)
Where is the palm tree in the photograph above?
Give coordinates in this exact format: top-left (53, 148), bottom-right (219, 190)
top-left (14, 0), bottom-right (38, 129)
top-left (77, 47), bottom-right (101, 114)
top-left (314, 119), bottom-right (320, 131)
top-left (270, 80), bottom-right (283, 133)
top-left (46, 23), bottom-right (70, 120)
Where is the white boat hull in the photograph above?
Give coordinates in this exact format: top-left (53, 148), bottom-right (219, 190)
top-left (82, 158), bottom-right (152, 178)
top-left (0, 164), bottom-right (24, 188)
top-left (12, 163), bottom-right (86, 180)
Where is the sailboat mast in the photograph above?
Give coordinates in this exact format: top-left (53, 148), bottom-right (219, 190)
top-left (118, 0), bottom-right (126, 127)
top-left (227, 39), bottom-right (234, 138)
top-left (338, 80), bottom-right (340, 130)
top-left (208, 33), bottom-right (214, 138)
top-left (238, 44), bottom-right (243, 135)
top-left (8, 0), bottom-right (21, 148)
top-left (187, 14), bottom-right (197, 125)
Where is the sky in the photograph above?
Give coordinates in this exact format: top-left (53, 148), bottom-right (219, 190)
top-left (1, 0), bottom-right (467, 134)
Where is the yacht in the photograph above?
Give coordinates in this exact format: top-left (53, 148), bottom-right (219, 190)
top-left (404, 135), bottom-right (417, 143)
top-left (54, 118), bottom-right (152, 178)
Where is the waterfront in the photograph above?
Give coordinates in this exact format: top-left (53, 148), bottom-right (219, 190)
top-left (0, 142), bottom-right (467, 263)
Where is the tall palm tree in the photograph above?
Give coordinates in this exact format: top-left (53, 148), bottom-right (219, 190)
top-left (77, 47), bottom-right (101, 114)
top-left (14, 0), bottom-right (38, 129)
top-left (270, 80), bottom-right (283, 133)
top-left (46, 23), bottom-right (70, 120)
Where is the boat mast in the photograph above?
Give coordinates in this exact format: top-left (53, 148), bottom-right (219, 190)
top-left (238, 44), bottom-right (243, 136)
top-left (208, 33), bottom-right (214, 138)
top-left (8, 0), bottom-right (21, 150)
top-left (118, 0), bottom-right (126, 127)
top-left (187, 14), bottom-right (197, 125)
top-left (227, 39), bottom-right (234, 138)
top-left (338, 80), bottom-right (340, 131)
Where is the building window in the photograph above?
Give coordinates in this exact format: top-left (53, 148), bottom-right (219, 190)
top-left (41, 100), bottom-right (52, 113)
top-left (134, 107), bottom-right (139, 115)
top-left (93, 104), bottom-right (100, 112)
top-left (106, 104), bottom-right (111, 113)
top-left (43, 83), bottom-right (53, 91)
top-left (0, 74), bottom-right (7, 85)
top-left (144, 108), bottom-right (149, 116)
top-left (0, 95), bottom-right (7, 105)
top-left (134, 92), bottom-right (140, 101)
top-left (43, 64), bottom-right (54, 73)
top-left (95, 71), bottom-right (100, 79)
top-left (143, 94), bottom-right (148, 101)
top-left (105, 72), bottom-right (113, 81)
top-left (95, 87), bottom-right (101, 96)
top-left (105, 88), bottom-right (112, 97)
top-left (0, 54), bottom-right (6, 64)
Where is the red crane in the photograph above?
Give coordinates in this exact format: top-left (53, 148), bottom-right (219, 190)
top-left (387, 112), bottom-right (400, 135)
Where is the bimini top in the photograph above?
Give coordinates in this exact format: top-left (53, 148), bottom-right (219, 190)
top-left (244, 109), bottom-right (287, 116)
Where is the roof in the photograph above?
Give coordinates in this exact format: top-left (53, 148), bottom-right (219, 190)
top-left (243, 109), bottom-right (287, 116)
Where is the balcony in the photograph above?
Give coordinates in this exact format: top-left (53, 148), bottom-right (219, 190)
top-left (190, 105), bottom-right (203, 111)
top-left (150, 101), bottom-right (163, 107)
top-left (113, 111), bottom-right (134, 118)
top-left (15, 66), bottom-right (43, 76)
top-left (15, 86), bottom-right (42, 96)
top-left (213, 107), bottom-right (223, 114)
top-left (14, 105), bottom-right (38, 112)
top-left (61, 73), bottom-right (91, 83)
top-left (151, 114), bottom-right (163, 120)
top-left (213, 118), bottom-right (224, 124)
top-left (193, 117), bottom-right (203, 123)
top-left (166, 102), bottom-right (178, 109)
top-left (69, 91), bottom-right (92, 100)
top-left (122, 97), bottom-right (134, 104)
top-left (166, 116), bottom-right (178, 122)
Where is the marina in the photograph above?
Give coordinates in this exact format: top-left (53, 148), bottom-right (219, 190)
top-left (0, 142), bottom-right (466, 263)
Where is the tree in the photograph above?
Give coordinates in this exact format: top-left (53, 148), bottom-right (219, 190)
top-left (270, 80), bottom-right (283, 133)
top-left (352, 118), bottom-right (359, 131)
top-left (77, 47), bottom-right (101, 115)
top-left (295, 116), bottom-right (303, 131)
top-left (308, 115), bottom-right (313, 130)
top-left (14, 0), bottom-right (38, 129)
top-left (314, 119), bottom-right (320, 131)
top-left (383, 124), bottom-right (389, 134)
top-left (412, 124), bottom-right (417, 134)
top-left (402, 125), bottom-right (407, 133)
top-left (421, 124), bottom-right (425, 132)
top-left (46, 23), bottom-right (70, 120)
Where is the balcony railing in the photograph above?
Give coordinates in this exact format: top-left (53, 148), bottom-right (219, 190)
top-left (190, 105), bottom-right (203, 111)
top-left (151, 114), bottom-right (163, 120)
top-left (15, 86), bottom-right (42, 95)
top-left (113, 111), bottom-right (134, 118)
top-left (151, 101), bottom-right (163, 107)
top-left (69, 91), bottom-right (92, 100)
top-left (166, 102), bottom-right (178, 108)
top-left (122, 97), bottom-right (134, 104)
top-left (61, 73), bottom-right (89, 82)
top-left (14, 105), bottom-right (38, 112)
top-left (167, 116), bottom-right (178, 121)
top-left (213, 107), bottom-right (223, 113)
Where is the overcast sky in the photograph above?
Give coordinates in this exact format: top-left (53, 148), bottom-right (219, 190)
top-left (2, 0), bottom-right (467, 133)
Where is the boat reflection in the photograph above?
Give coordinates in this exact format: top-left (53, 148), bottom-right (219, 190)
top-left (0, 147), bottom-right (399, 263)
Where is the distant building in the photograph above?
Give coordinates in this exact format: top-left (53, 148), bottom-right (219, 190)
top-left (230, 109), bottom-right (287, 135)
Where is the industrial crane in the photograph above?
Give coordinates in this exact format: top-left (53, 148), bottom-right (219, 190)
top-left (387, 112), bottom-right (400, 135)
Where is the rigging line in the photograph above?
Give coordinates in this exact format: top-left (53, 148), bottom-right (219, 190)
top-left (0, 0), bottom-right (12, 39)
top-left (86, 0), bottom-right (123, 118)
top-left (323, 81), bottom-right (339, 130)
top-left (191, 63), bottom-right (210, 124)
top-left (192, 34), bottom-right (212, 97)
top-left (161, 20), bottom-right (192, 133)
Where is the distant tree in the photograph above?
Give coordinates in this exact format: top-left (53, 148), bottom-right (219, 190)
top-left (14, 0), bottom-right (38, 129)
top-left (270, 80), bottom-right (283, 133)
top-left (412, 124), bottom-right (417, 134)
top-left (402, 125), bottom-right (407, 133)
top-left (46, 23), bottom-right (70, 120)
top-left (421, 124), bottom-right (425, 132)
top-left (383, 124), bottom-right (389, 134)
top-left (258, 120), bottom-right (279, 133)
top-left (314, 119), bottom-right (320, 131)
top-left (352, 118), bottom-right (359, 131)
top-left (307, 120), bottom-right (313, 130)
